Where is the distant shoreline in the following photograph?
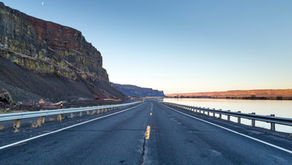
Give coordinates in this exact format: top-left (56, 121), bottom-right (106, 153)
top-left (165, 96), bottom-right (292, 101)
top-left (166, 89), bottom-right (292, 101)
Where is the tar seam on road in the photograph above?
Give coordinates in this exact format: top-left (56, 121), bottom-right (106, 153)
top-left (162, 104), bottom-right (292, 155)
top-left (140, 104), bottom-right (153, 165)
top-left (0, 103), bottom-right (143, 151)
top-left (141, 125), bottom-right (151, 164)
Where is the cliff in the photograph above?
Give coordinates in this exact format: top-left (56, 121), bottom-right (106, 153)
top-left (112, 83), bottom-right (165, 97)
top-left (0, 2), bottom-right (125, 101)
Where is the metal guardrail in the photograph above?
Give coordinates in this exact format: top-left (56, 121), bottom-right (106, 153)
top-left (0, 101), bottom-right (141, 131)
top-left (164, 102), bottom-right (292, 131)
top-left (0, 102), bottom-right (141, 122)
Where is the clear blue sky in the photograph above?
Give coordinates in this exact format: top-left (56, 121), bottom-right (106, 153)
top-left (2, 0), bottom-right (292, 94)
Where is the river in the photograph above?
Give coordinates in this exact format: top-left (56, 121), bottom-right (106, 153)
top-left (163, 98), bottom-right (292, 133)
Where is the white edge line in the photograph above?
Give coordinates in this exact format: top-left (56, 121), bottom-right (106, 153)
top-left (162, 104), bottom-right (292, 155)
top-left (0, 103), bottom-right (143, 151)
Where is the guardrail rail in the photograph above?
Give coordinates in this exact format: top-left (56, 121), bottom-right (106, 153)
top-left (164, 102), bottom-right (292, 132)
top-left (0, 101), bottom-right (141, 132)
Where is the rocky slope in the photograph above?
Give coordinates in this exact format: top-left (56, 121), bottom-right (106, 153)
top-left (112, 83), bottom-right (164, 97)
top-left (0, 2), bottom-right (125, 102)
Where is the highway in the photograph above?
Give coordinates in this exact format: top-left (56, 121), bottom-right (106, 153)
top-left (0, 101), bottom-right (292, 164)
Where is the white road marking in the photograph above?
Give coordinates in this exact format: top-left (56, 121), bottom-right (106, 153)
top-left (162, 104), bottom-right (292, 155)
top-left (0, 103), bottom-right (143, 151)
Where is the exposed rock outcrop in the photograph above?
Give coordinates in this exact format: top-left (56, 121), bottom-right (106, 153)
top-left (112, 83), bottom-right (165, 97)
top-left (0, 2), bottom-right (125, 101)
top-left (0, 88), bottom-right (13, 105)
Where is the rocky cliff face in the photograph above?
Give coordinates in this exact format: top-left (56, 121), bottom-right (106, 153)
top-left (0, 2), bottom-right (125, 101)
top-left (112, 83), bottom-right (165, 97)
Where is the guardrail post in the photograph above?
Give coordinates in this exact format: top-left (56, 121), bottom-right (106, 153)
top-left (251, 112), bottom-right (255, 127)
top-left (213, 112), bottom-right (215, 117)
top-left (237, 111), bottom-right (241, 124)
top-left (207, 111), bottom-right (210, 116)
top-left (70, 113), bottom-right (74, 118)
top-left (218, 109), bottom-right (222, 119)
top-left (270, 114), bottom-right (275, 131)
top-left (57, 114), bottom-right (62, 122)
top-left (13, 119), bottom-right (21, 132)
top-left (80, 112), bottom-right (83, 117)
top-left (227, 110), bottom-right (230, 121)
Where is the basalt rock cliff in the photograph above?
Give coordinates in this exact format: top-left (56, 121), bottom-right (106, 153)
top-left (112, 83), bottom-right (165, 97)
top-left (0, 2), bottom-right (125, 101)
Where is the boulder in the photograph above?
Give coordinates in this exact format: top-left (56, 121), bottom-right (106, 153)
top-left (0, 88), bottom-right (13, 105)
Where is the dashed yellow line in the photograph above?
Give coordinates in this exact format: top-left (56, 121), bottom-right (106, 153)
top-left (145, 125), bottom-right (151, 140)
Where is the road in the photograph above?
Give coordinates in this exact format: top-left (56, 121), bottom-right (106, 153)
top-left (0, 101), bottom-right (292, 164)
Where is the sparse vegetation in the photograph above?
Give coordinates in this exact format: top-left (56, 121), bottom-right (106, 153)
top-left (0, 2), bottom-right (125, 103)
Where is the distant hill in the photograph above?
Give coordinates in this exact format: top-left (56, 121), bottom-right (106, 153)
top-left (166, 89), bottom-right (292, 100)
top-left (112, 83), bottom-right (165, 97)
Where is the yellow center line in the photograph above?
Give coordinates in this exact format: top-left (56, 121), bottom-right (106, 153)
top-left (145, 125), bottom-right (151, 140)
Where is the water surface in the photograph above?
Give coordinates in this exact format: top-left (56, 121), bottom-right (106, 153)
top-left (163, 98), bottom-right (292, 133)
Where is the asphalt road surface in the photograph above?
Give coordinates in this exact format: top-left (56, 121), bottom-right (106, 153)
top-left (0, 101), bottom-right (292, 165)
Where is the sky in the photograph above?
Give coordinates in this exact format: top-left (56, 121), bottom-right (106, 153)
top-left (1, 0), bottom-right (292, 94)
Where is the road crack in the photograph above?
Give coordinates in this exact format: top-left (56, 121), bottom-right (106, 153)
top-left (139, 137), bottom-right (147, 165)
